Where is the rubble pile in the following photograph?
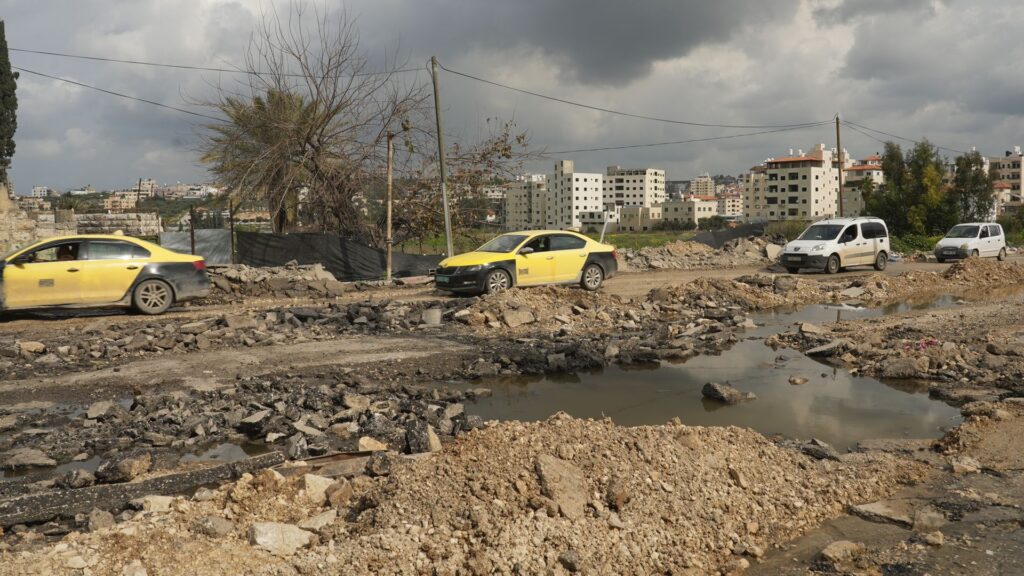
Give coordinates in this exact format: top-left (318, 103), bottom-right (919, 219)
top-left (0, 415), bottom-right (925, 575)
top-left (620, 237), bottom-right (782, 271)
top-left (205, 263), bottom-right (348, 299)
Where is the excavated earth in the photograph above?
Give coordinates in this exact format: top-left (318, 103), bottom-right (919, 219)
top-left (1, 258), bottom-right (1023, 575)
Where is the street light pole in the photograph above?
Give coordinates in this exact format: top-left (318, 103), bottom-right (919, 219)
top-left (431, 56), bottom-right (454, 257)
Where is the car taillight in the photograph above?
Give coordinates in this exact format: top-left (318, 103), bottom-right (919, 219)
top-left (192, 260), bottom-right (206, 271)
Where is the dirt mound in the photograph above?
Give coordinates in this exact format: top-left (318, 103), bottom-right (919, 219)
top-left (620, 237), bottom-right (780, 271)
top-left (0, 416), bottom-right (924, 576)
top-left (942, 258), bottom-right (1024, 284)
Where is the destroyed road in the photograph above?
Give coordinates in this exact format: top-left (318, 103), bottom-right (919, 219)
top-left (1, 257), bottom-right (1023, 575)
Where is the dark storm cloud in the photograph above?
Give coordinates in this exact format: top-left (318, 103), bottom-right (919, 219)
top-left (351, 0), bottom-right (800, 85)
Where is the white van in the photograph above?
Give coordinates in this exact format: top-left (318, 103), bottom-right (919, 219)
top-left (779, 217), bottom-right (890, 274)
top-left (933, 223), bottom-right (1007, 262)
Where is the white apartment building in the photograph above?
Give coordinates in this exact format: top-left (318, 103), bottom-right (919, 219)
top-left (663, 197), bottom-right (718, 226)
top-left (614, 205), bottom-right (662, 232)
top-left (690, 173), bottom-right (715, 197)
top-left (745, 144), bottom-right (846, 222)
top-left (547, 160), bottom-right (610, 231)
top-left (842, 155), bottom-right (884, 218)
top-left (135, 178), bottom-right (157, 198)
top-left (504, 175), bottom-right (548, 231)
top-left (990, 147), bottom-right (1023, 214)
top-left (481, 185), bottom-right (507, 201)
top-left (717, 194), bottom-right (742, 217)
top-left (31, 186), bottom-right (52, 198)
top-left (602, 166), bottom-right (665, 208)
top-left (741, 166), bottom-right (767, 222)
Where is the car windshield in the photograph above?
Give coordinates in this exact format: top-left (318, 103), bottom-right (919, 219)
top-left (477, 234), bottom-right (527, 253)
top-left (798, 225), bottom-right (843, 241)
top-left (945, 225), bottom-right (980, 239)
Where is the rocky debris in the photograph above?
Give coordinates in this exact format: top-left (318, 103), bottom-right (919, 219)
top-left (248, 522), bottom-right (315, 556)
top-left (2, 448), bottom-right (56, 469)
top-left (194, 515), bottom-right (236, 538)
top-left (97, 452), bottom-right (152, 483)
top-left (535, 454), bottom-right (588, 520)
top-left (206, 263), bottom-right (348, 299)
top-left (923, 530), bottom-right (945, 546)
top-left (819, 540), bottom-right (865, 564)
top-left (619, 237), bottom-right (782, 271)
top-left (16, 340), bottom-right (46, 356)
top-left (86, 508), bottom-right (115, 532)
top-left (702, 382), bottom-right (756, 404)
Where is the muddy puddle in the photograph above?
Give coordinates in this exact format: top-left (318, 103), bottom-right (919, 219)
top-left (465, 296), bottom-right (971, 451)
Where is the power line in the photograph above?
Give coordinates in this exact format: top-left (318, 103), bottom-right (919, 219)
top-left (544, 121), bottom-right (832, 154)
top-left (437, 60), bottom-right (830, 130)
top-left (843, 119), bottom-right (967, 155)
top-left (13, 66), bottom-right (224, 122)
top-left (11, 47), bottom-right (423, 78)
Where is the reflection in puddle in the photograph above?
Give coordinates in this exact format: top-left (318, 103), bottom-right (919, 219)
top-left (181, 442), bottom-right (269, 464)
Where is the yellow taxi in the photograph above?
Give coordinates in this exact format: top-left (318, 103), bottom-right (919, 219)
top-left (0, 234), bottom-right (211, 315)
top-left (434, 230), bottom-right (618, 294)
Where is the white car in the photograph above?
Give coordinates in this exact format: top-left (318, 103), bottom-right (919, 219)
top-left (779, 217), bottom-right (890, 274)
top-left (933, 223), bottom-right (1007, 262)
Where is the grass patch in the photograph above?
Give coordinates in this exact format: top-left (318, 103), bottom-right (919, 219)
top-left (590, 231), bottom-right (697, 250)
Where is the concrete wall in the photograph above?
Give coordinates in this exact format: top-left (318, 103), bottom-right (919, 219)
top-left (0, 185), bottom-right (78, 255)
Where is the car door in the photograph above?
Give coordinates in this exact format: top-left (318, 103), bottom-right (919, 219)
top-left (548, 234), bottom-right (589, 282)
top-left (80, 240), bottom-right (150, 303)
top-left (836, 225), bottom-right (861, 266)
top-left (1, 241), bottom-right (85, 308)
top-left (514, 235), bottom-right (554, 285)
top-left (992, 225), bottom-right (1006, 254)
top-left (976, 226), bottom-right (991, 256)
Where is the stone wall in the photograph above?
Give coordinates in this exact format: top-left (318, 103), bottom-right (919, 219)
top-left (0, 185), bottom-right (78, 255)
top-left (74, 212), bottom-right (163, 236)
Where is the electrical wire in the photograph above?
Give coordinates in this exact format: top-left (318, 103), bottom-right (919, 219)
top-left (13, 66), bottom-right (224, 122)
top-left (436, 60), bottom-right (830, 130)
top-left (544, 121), bottom-right (832, 154)
top-left (843, 119), bottom-right (967, 155)
top-left (11, 47), bottom-right (423, 78)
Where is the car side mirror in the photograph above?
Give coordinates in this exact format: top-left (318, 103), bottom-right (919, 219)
top-left (10, 255), bottom-right (30, 265)
top-left (519, 247), bottom-right (534, 255)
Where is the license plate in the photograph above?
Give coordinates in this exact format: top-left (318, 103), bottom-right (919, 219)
top-left (435, 275), bottom-right (449, 283)
top-left (786, 256), bottom-right (801, 262)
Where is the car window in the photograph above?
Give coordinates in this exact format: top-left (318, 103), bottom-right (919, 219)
top-left (989, 225), bottom-right (1002, 237)
top-left (980, 227), bottom-right (990, 239)
top-left (477, 234), bottom-right (527, 253)
top-left (945, 225), bottom-right (979, 239)
top-left (522, 235), bottom-right (551, 253)
top-left (839, 226), bottom-right (858, 243)
top-left (23, 242), bottom-right (83, 263)
top-left (550, 235), bottom-right (587, 251)
top-left (861, 222), bottom-right (887, 239)
top-left (798, 224), bottom-right (843, 241)
top-left (87, 241), bottom-right (151, 260)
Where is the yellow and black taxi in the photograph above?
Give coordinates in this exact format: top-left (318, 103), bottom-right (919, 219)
top-left (0, 234), bottom-right (211, 315)
top-left (434, 230), bottom-right (618, 295)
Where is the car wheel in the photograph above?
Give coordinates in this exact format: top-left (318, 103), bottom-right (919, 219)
top-left (998, 248), bottom-right (1007, 261)
top-left (873, 252), bottom-right (887, 271)
top-left (825, 254), bottom-right (840, 274)
top-left (785, 267), bottom-right (800, 274)
top-left (484, 269), bottom-right (511, 294)
top-left (971, 249), bottom-right (980, 258)
top-left (936, 257), bottom-right (945, 263)
top-left (133, 279), bottom-right (173, 315)
top-left (580, 263), bottom-right (604, 291)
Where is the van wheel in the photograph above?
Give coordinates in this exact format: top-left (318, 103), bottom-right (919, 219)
top-left (581, 263), bottom-right (604, 291)
top-left (133, 279), bottom-right (173, 315)
top-left (971, 249), bottom-right (980, 258)
top-left (998, 248), bottom-right (1007, 261)
top-left (484, 269), bottom-right (511, 294)
top-left (873, 252), bottom-right (888, 271)
top-left (785, 267), bottom-right (799, 274)
top-left (825, 254), bottom-right (840, 274)
top-left (936, 257), bottom-right (946, 263)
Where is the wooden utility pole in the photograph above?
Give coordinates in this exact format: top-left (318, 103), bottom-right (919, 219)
top-left (189, 206), bottom-right (196, 255)
top-left (228, 201), bottom-right (236, 264)
top-left (431, 56), bottom-right (455, 257)
top-left (836, 115), bottom-right (845, 218)
top-left (386, 132), bottom-right (394, 282)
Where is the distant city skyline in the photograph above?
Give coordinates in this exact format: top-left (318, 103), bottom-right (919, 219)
top-left (2, 0), bottom-right (1022, 192)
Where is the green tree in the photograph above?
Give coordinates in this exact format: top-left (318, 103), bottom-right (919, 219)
top-left (0, 20), bottom-right (18, 185)
top-left (867, 139), bottom-right (953, 235)
top-left (950, 151), bottom-right (995, 222)
top-left (697, 215), bottom-right (727, 231)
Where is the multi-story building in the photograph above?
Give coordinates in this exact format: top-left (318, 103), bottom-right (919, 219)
top-left (614, 205), bottom-right (662, 232)
top-left (663, 196), bottom-right (718, 226)
top-left (547, 160), bottom-right (609, 231)
top-left (504, 175), bottom-right (547, 231)
top-left (103, 191), bottom-right (138, 213)
top-left (602, 166), bottom-right (665, 208)
top-left (133, 178), bottom-right (157, 198)
top-left (741, 166), bottom-right (767, 222)
top-left (665, 180), bottom-right (690, 200)
top-left (481, 185), bottom-right (507, 201)
top-left (716, 193), bottom-right (742, 217)
top-left (689, 173), bottom-right (715, 197)
top-left (31, 186), bottom-right (53, 198)
top-left (990, 147), bottom-right (1022, 214)
top-left (842, 155), bottom-right (884, 217)
top-left (745, 144), bottom-right (846, 222)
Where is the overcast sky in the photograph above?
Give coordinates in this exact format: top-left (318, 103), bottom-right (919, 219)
top-left (2, 0), bottom-right (1022, 192)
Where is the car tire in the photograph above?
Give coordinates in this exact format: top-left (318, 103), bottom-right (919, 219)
top-left (785, 267), bottom-right (799, 274)
top-left (998, 248), bottom-right (1007, 261)
top-left (936, 257), bottom-right (945, 263)
top-left (825, 254), bottom-right (840, 274)
top-left (483, 269), bottom-right (511, 294)
top-left (133, 279), bottom-right (173, 315)
top-left (873, 252), bottom-right (887, 271)
top-left (581, 263), bottom-right (604, 291)
top-left (971, 249), bottom-right (980, 258)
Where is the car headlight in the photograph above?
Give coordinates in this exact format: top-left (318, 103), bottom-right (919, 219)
top-left (462, 265), bottom-right (482, 273)
top-left (811, 244), bottom-right (826, 252)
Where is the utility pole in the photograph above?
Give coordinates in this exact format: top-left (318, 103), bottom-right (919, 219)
top-left (188, 206), bottom-right (196, 255)
top-left (431, 56), bottom-right (454, 257)
top-left (228, 201), bottom-right (236, 264)
top-left (836, 114), bottom-right (844, 218)
top-left (386, 132), bottom-right (394, 282)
